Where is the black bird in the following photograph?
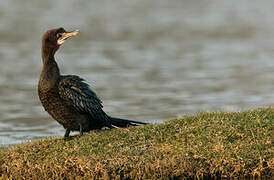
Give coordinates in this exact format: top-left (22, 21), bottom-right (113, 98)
top-left (38, 28), bottom-right (147, 139)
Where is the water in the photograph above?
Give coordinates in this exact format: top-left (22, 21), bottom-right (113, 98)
top-left (0, 0), bottom-right (273, 145)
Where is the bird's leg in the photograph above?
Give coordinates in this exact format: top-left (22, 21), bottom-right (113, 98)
top-left (79, 124), bottom-right (83, 136)
top-left (64, 128), bottom-right (71, 140)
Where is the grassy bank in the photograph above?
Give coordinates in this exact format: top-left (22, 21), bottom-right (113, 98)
top-left (0, 107), bottom-right (273, 179)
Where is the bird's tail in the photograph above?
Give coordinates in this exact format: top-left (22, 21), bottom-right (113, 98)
top-left (109, 117), bottom-right (147, 128)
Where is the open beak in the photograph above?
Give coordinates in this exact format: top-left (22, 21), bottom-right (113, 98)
top-left (57, 30), bottom-right (79, 45)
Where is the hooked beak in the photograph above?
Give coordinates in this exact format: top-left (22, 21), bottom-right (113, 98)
top-left (57, 30), bottom-right (79, 45)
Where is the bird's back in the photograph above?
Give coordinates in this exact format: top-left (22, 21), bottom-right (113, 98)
top-left (38, 75), bottom-right (110, 131)
top-left (38, 78), bottom-right (83, 130)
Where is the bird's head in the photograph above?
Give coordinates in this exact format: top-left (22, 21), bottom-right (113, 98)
top-left (42, 27), bottom-right (79, 55)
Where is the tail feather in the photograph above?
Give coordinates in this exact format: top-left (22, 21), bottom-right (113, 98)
top-left (109, 117), bottom-right (147, 128)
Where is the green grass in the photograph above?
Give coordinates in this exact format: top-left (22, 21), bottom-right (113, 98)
top-left (0, 107), bottom-right (273, 179)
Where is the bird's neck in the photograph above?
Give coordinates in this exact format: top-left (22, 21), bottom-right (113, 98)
top-left (42, 58), bottom-right (60, 75)
top-left (41, 45), bottom-right (56, 63)
top-left (40, 46), bottom-right (60, 89)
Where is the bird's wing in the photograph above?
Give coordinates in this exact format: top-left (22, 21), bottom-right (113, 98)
top-left (58, 75), bottom-right (108, 121)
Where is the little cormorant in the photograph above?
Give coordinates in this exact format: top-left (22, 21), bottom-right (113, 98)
top-left (38, 28), bottom-right (146, 139)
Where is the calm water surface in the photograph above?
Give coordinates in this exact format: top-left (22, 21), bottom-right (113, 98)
top-left (0, 0), bottom-right (273, 145)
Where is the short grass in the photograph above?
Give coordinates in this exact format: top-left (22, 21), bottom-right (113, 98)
top-left (0, 107), bottom-right (273, 179)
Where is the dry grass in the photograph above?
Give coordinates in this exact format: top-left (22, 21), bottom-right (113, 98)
top-left (0, 107), bottom-right (273, 179)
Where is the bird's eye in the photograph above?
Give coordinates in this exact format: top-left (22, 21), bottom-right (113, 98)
top-left (56, 33), bottom-right (62, 38)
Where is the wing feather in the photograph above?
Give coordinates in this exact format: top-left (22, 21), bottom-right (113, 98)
top-left (58, 75), bottom-right (108, 122)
